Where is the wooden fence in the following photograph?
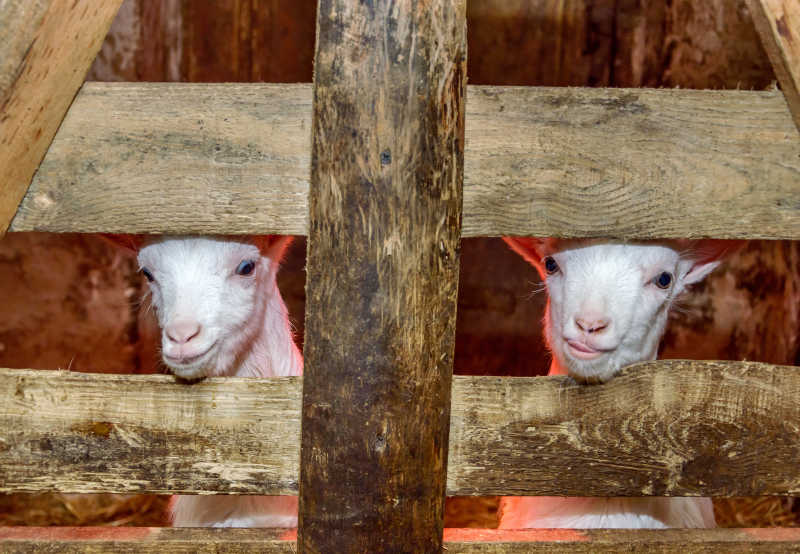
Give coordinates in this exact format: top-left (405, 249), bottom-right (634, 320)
top-left (0, 0), bottom-right (798, 552)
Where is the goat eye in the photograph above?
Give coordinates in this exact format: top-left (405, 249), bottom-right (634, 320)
top-left (654, 271), bottom-right (673, 289)
top-left (236, 260), bottom-right (256, 276)
top-left (141, 268), bottom-right (155, 282)
top-left (543, 256), bottom-right (559, 275)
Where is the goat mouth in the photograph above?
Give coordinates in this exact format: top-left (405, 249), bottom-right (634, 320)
top-left (565, 340), bottom-right (610, 360)
top-left (164, 343), bottom-right (217, 367)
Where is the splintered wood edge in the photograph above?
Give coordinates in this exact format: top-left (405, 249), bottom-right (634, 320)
top-left (1, 360), bottom-right (799, 497)
top-left (0, 528), bottom-right (799, 553)
top-left (747, 0), bottom-right (800, 131)
top-left (9, 84), bottom-right (799, 239)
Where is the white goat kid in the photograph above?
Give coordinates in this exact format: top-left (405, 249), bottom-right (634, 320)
top-left (117, 235), bottom-right (301, 527)
top-left (498, 237), bottom-right (734, 529)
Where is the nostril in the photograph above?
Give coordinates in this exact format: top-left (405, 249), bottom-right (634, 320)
top-left (575, 317), bottom-right (610, 334)
top-left (166, 321), bottom-right (202, 344)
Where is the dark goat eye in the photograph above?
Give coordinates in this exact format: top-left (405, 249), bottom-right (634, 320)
top-left (236, 260), bottom-right (256, 276)
top-left (655, 272), bottom-right (673, 289)
top-left (543, 256), bottom-right (559, 275)
top-left (141, 268), bottom-right (154, 282)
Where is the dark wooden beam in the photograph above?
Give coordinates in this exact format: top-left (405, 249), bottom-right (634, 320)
top-left (298, 1), bottom-right (467, 552)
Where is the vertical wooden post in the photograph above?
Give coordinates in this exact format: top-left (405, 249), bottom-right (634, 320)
top-left (299, 1), bottom-right (466, 552)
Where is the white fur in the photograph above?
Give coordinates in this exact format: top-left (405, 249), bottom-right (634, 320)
top-left (137, 236), bottom-right (302, 527)
top-left (499, 238), bottom-right (727, 529)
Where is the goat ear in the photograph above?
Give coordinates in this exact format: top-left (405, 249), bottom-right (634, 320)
top-left (100, 234), bottom-right (146, 252)
top-left (503, 236), bottom-right (548, 277)
top-left (254, 235), bottom-right (294, 262)
top-left (680, 239), bottom-right (745, 285)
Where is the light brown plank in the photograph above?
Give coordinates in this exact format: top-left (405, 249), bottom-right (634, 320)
top-left (9, 84), bottom-right (799, 239)
top-left (0, 370), bottom-right (302, 495)
top-left (748, 0), bottom-right (800, 131)
top-left (1, 528), bottom-right (800, 554)
top-left (0, 1), bottom-right (50, 100)
top-left (1, 361), bottom-right (799, 497)
top-left (447, 359), bottom-right (800, 496)
top-left (0, 0), bottom-right (124, 235)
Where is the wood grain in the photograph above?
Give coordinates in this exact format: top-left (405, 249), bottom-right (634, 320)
top-left (0, 0), bottom-right (50, 100)
top-left (11, 83), bottom-right (311, 235)
top-left (748, 0), bottom-right (800, 131)
top-left (1, 527), bottom-right (799, 553)
top-left (0, 370), bottom-right (302, 495)
top-left (2, 361), bottom-right (799, 497)
top-left (0, 0), bottom-right (124, 235)
top-left (447, 359), bottom-right (800, 497)
top-left (9, 84), bottom-right (798, 239)
top-left (298, 1), bottom-right (466, 551)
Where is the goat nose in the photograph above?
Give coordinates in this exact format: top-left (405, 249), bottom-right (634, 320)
top-left (575, 316), bottom-right (610, 334)
top-left (166, 320), bottom-right (201, 344)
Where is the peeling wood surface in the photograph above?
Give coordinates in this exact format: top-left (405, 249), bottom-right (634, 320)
top-left (2, 361), bottom-right (799, 497)
top-left (0, 0), bottom-right (124, 235)
top-left (298, 1), bottom-right (466, 551)
top-left (1, 527), bottom-right (800, 554)
top-left (9, 84), bottom-right (799, 239)
top-left (748, 0), bottom-right (800, 131)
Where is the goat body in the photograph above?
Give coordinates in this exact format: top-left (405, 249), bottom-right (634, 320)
top-left (128, 235), bottom-right (301, 527)
top-left (498, 238), bottom-right (737, 529)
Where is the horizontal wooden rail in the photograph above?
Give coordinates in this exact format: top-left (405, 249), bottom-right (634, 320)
top-left (2, 360), bottom-right (798, 497)
top-left (1, 527), bottom-right (800, 553)
top-left (8, 83), bottom-right (799, 239)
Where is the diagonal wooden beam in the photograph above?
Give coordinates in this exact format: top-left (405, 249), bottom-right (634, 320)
top-left (0, 0), bottom-right (124, 236)
top-left (748, 0), bottom-right (800, 131)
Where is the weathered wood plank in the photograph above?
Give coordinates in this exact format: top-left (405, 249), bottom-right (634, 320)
top-left (0, 370), bottom-right (302, 495)
top-left (1, 361), bottom-right (799, 497)
top-left (298, 1), bottom-right (466, 552)
top-left (11, 83), bottom-right (312, 236)
top-left (1, 528), bottom-right (800, 554)
top-left (0, 0), bottom-right (124, 235)
top-left (9, 84), bottom-right (799, 239)
top-left (462, 86), bottom-right (799, 239)
top-left (447, 359), bottom-right (800, 497)
top-left (748, 0), bottom-right (800, 131)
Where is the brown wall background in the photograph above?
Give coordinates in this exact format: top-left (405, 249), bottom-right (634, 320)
top-left (0, 0), bottom-right (797, 384)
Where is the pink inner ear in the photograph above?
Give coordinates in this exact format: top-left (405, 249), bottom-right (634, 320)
top-left (100, 234), bottom-right (145, 252)
top-left (675, 239), bottom-right (745, 265)
top-left (253, 235), bottom-right (294, 261)
top-left (502, 237), bottom-right (548, 278)
top-left (679, 239), bottom-right (744, 286)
